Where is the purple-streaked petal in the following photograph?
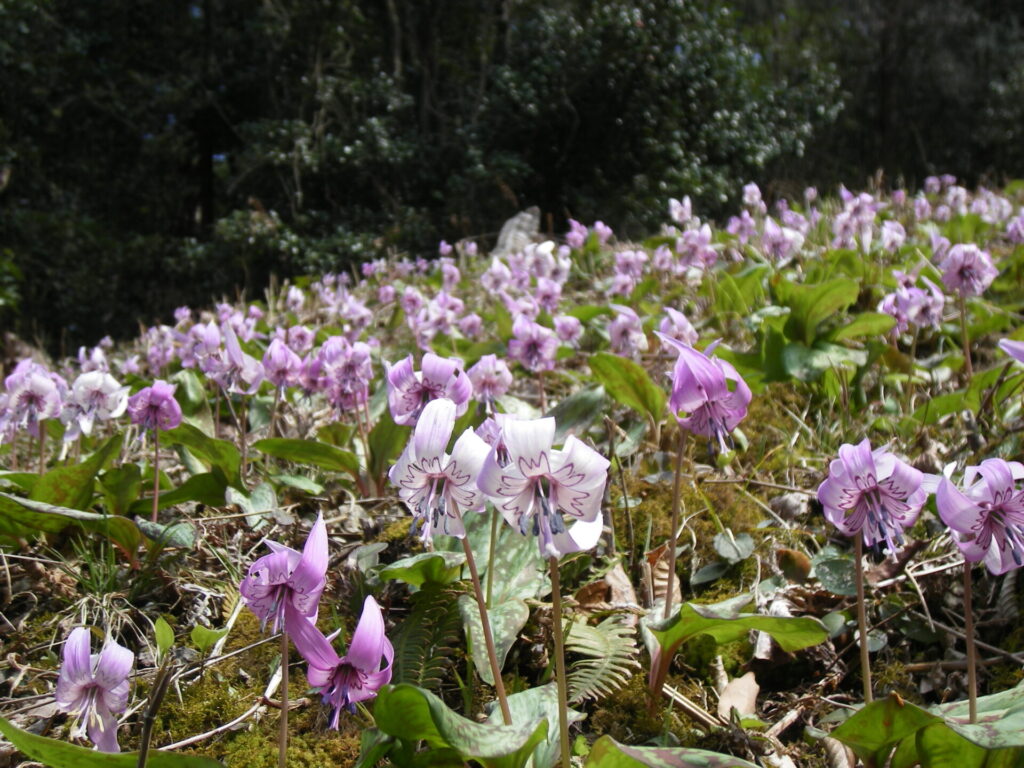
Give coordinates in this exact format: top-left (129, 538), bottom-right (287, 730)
top-left (838, 439), bottom-right (876, 488)
top-left (93, 641), bottom-right (133, 693)
top-left (244, 550), bottom-right (294, 587)
top-left (878, 455), bottom-right (923, 503)
top-left (60, 628), bottom-right (93, 687)
top-left (503, 417), bottom-right (555, 478)
top-left (413, 398), bottom-right (456, 462)
top-left (975, 459), bottom-right (1017, 502)
top-left (346, 596), bottom-right (387, 672)
top-left (937, 477), bottom-right (987, 547)
top-left (420, 353), bottom-right (458, 388)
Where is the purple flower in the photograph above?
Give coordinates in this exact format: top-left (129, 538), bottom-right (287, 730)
top-left (2, 365), bottom-right (62, 440)
top-left (658, 308), bottom-right (698, 347)
top-left (385, 353), bottom-right (472, 426)
top-left (657, 335), bottom-right (751, 454)
top-left (478, 416), bottom-right (609, 557)
top-left (593, 220), bottom-right (612, 244)
top-left (388, 398), bottom-right (490, 543)
top-left (467, 354), bottom-right (513, 410)
top-left (817, 439), bottom-right (926, 554)
top-left (55, 627), bottom-right (133, 752)
top-left (608, 304), bottom-right (646, 358)
top-left (508, 315), bottom-right (558, 373)
top-left (287, 325), bottom-right (315, 354)
top-left (239, 513), bottom-right (328, 633)
top-left (263, 338), bottom-right (302, 389)
top-left (565, 219), bottom-right (588, 249)
top-left (458, 313), bottom-right (483, 339)
top-left (940, 243), bottom-right (998, 297)
top-left (669, 196), bottom-right (692, 225)
top-left (1000, 338), bottom-right (1024, 364)
top-left (937, 459), bottom-right (1024, 574)
top-left (289, 596), bottom-right (393, 728)
top-left (554, 315), bottom-right (582, 345)
top-left (126, 380), bottom-right (182, 432)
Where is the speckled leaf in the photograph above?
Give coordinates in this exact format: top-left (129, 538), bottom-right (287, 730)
top-left (458, 594), bottom-right (528, 686)
top-left (252, 438), bottom-right (359, 476)
top-left (0, 716), bottom-right (224, 767)
top-left (916, 722), bottom-right (1024, 768)
top-left (30, 433), bottom-right (123, 510)
top-left (163, 423), bottom-right (242, 489)
top-left (0, 492), bottom-right (140, 553)
top-left (831, 696), bottom-right (939, 767)
top-left (129, 472), bottom-right (227, 515)
top-left (372, 684), bottom-right (548, 768)
top-left (378, 551), bottom-right (466, 587)
top-left (586, 735), bottom-right (761, 767)
top-left (486, 684), bottom-right (585, 768)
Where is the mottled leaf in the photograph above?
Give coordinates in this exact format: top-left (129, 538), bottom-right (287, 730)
top-left (586, 735), bottom-right (760, 767)
top-left (589, 352), bottom-right (666, 422)
top-left (252, 438), bottom-right (359, 476)
top-left (378, 551), bottom-right (466, 587)
top-left (458, 594), bottom-right (528, 686)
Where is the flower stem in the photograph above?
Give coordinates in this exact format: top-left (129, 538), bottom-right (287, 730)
top-left (460, 534), bottom-right (513, 725)
top-left (854, 537), bottom-right (873, 704)
top-left (37, 420), bottom-right (46, 474)
top-left (963, 561), bottom-right (978, 723)
top-left (538, 370), bottom-right (547, 414)
top-left (279, 630), bottom-right (289, 768)
top-left (486, 508), bottom-right (499, 609)
top-left (664, 430), bottom-right (685, 620)
top-left (959, 293), bottom-right (973, 380)
top-left (137, 654), bottom-right (173, 768)
top-left (151, 429), bottom-right (160, 523)
top-left (549, 555), bottom-right (571, 768)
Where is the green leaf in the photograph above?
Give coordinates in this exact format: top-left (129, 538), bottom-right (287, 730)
top-left (369, 410), bottom-right (410, 484)
top-left (712, 532), bottom-right (754, 564)
top-left (585, 735), bottom-right (761, 767)
top-left (912, 391), bottom-right (967, 425)
top-left (589, 353), bottom-right (666, 422)
top-left (128, 472), bottom-right (228, 515)
top-left (269, 473), bottom-right (324, 495)
top-left (31, 433), bottom-right (123, 510)
top-left (458, 595), bottom-right (528, 686)
top-left (830, 311), bottom-right (897, 342)
top-left (815, 557), bottom-right (857, 597)
top-left (372, 684), bottom-right (548, 768)
top-left (0, 716), bottom-right (224, 767)
top-left (781, 342), bottom-right (867, 382)
top-left (252, 438), bottom-right (359, 476)
top-left (378, 551), bottom-right (466, 587)
top-left (775, 276), bottom-right (860, 345)
top-left (224, 483), bottom-right (278, 527)
top-left (98, 464), bottom-right (142, 517)
top-left (831, 696), bottom-right (940, 767)
top-left (0, 492), bottom-right (140, 553)
top-left (565, 305), bottom-right (614, 323)
top-left (136, 519), bottom-right (196, 549)
top-left (486, 684), bottom-right (585, 768)
top-left (169, 369), bottom-right (214, 434)
top-left (163, 424), bottom-right (243, 489)
top-left (191, 624), bottom-right (229, 654)
top-left (155, 616), bottom-right (174, 657)
top-left (548, 386), bottom-right (606, 442)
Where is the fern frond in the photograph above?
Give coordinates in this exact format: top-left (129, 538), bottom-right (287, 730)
top-left (565, 614), bottom-right (640, 703)
top-left (392, 584), bottom-right (462, 690)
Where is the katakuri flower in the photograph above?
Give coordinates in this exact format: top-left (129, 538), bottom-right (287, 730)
top-left (467, 354), bottom-right (513, 412)
top-left (937, 459), bottom-right (1024, 574)
top-left (388, 398), bottom-right (490, 543)
top-left (126, 380), bottom-right (182, 432)
top-left (385, 353), bottom-right (472, 426)
top-left (289, 596), bottom-right (393, 728)
top-left (657, 334), bottom-right (751, 454)
top-left (478, 416), bottom-right (609, 558)
top-left (55, 627), bottom-right (133, 752)
top-left (940, 243), bottom-right (998, 297)
top-left (61, 372), bottom-right (129, 440)
top-left (817, 439), bottom-right (927, 554)
top-left (508, 315), bottom-right (558, 373)
top-left (239, 513), bottom-right (328, 633)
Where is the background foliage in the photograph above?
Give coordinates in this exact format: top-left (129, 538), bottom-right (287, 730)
top-left (1, 0), bottom-right (1022, 350)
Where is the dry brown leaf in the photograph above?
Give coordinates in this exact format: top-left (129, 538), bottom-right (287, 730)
top-left (574, 562), bottom-right (640, 626)
top-left (643, 543), bottom-right (681, 611)
top-left (717, 671), bottom-right (760, 719)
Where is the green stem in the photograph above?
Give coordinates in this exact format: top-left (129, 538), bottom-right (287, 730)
top-left (964, 562), bottom-right (978, 723)
top-left (549, 556), bottom-right (571, 768)
top-left (854, 537), bottom-right (873, 704)
top-left (664, 431), bottom-right (685, 619)
top-left (279, 630), bottom-right (289, 768)
top-left (461, 533), bottom-right (513, 725)
top-left (959, 293), bottom-right (973, 381)
top-left (151, 429), bottom-right (160, 523)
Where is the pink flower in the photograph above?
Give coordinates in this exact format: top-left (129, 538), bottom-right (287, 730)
top-left (55, 628), bottom-right (133, 752)
top-left (385, 353), bottom-right (472, 426)
top-left (940, 243), bottom-right (998, 297)
top-left (126, 380), bottom-right (182, 432)
top-left (239, 513), bottom-right (328, 633)
top-left (290, 596), bottom-right (393, 728)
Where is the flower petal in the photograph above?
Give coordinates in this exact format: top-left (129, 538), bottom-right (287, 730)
top-left (413, 398), bottom-right (456, 463)
top-left (93, 640), bottom-right (133, 694)
top-left (87, 702), bottom-right (121, 753)
top-left (346, 596), bottom-right (387, 673)
top-left (503, 417), bottom-right (555, 478)
top-left (290, 513), bottom-right (328, 595)
top-left (288, 606), bottom-right (339, 672)
top-left (60, 628), bottom-right (93, 686)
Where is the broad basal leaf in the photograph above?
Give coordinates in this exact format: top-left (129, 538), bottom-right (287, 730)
top-left (586, 735), bottom-right (760, 767)
top-left (378, 551), bottom-right (466, 587)
top-left (589, 353), bottom-right (666, 423)
top-left (252, 438), bottom-right (359, 477)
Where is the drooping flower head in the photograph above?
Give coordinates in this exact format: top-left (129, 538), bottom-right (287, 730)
top-left (478, 417), bottom-right (609, 558)
top-left (656, 334), bottom-right (751, 455)
top-left (1, 362), bottom-right (63, 440)
top-left (126, 380), bottom-right (182, 432)
top-left (263, 338), bottom-right (302, 389)
top-left (818, 439), bottom-right (926, 554)
top-left (937, 459), bottom-right (1024, 574)
top-left (55, 627), bottom-right (133, 752)
top-left (239, 513), bottom-right (328, 633)
top-left (608, 304), bottom-right (647, 358)
top-left (385, 353), bottom-right (472, 426)
top-left (61, 372), bottom-right (129, 441)
top-left (388, 398), bottom-right (490, 544)
top-left (508, 315), bottom-right (559, 373)
top-left (289, 596), bottom-right (393, 728)
top-left (467, 354), bottom-right (513, 412)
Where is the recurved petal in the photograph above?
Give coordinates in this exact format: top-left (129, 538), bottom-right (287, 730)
top-left (420, 353), bottom-right (458, 388)
top-left (937, 477), bottom-right (987, 537)
top-left (879, 454), bottom-right (923, 501)
top-left (59, 628), bottom-right (94, 687)
top-left (244, 549), bottom-right (295, 587)
top-left (413, 398), bottom-right (457, 462)
top-left (838, 439), bottom-right (876, 486)
top-left (94, 641), bottom-right (133, 693)
top-left (999, 338), bottom-right (1024, 365)
top-left (503, 417), bottom-right (555, 477)
top-left (290, 513), bottom-right (328, 595)
top-left (551, 515), bottom-right (604, 555)
top-left (346, 596), bottom-right (387, 673)
top-left (446, 429), bottom-right (490, 494)
top-left (975, 459), bottom-right (1018, 502)
top-left (287, 607), bottom-right (340, 673)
